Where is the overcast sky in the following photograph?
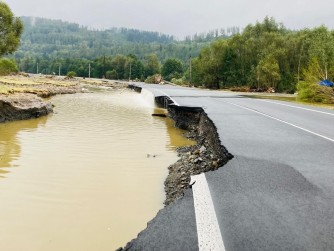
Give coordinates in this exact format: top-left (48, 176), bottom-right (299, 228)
top-left (4, 0), bottom-right (334, 38)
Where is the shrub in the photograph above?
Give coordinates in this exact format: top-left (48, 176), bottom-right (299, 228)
top-left (297, 81), bottom-right (334, 104)
top-left (0, 58), bottom-right (18, 75)
top-left (67, 71), bottom-right (76, 78)
top-left (145, 74), bottom-right (162, 84)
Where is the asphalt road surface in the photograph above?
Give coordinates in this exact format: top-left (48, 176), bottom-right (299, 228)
top-left (125, 83), bottom-right (334, 251)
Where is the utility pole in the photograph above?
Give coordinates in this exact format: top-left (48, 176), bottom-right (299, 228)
top-left (37, 63), bottom-right (39, 74)
top-left (103, 56), bottom-right (106, 78)
top-left (189, 55), bottom-right (192, 84)
top-left (129, 62), bottom-right (132, 81)
top-left (58, 64), bottom-right (61, 76)
top-left (89, 63), bottom-right (91, 78)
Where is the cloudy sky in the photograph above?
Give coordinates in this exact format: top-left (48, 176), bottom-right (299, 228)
top-left (4, 0), bottom-right (334, 38)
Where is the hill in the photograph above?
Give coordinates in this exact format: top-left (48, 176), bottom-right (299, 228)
top-left (11, 17), bottom-right (235, 77)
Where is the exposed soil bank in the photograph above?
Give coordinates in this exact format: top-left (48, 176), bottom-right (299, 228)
top-left (0, 93), bottom-right (53, 122)
top-left (164, 103), bottom-right (233, 205)
top-left (120, 86), bottom-right (233, 250)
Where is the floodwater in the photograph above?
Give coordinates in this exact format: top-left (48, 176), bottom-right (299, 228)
top-left (0, 89), bottom-right (194, 251)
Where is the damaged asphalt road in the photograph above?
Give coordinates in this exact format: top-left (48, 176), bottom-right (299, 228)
top-left (121, 83), bottom-right (334, 251)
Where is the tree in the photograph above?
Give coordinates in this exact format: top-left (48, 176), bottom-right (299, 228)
top-left (111, 55), bottom-right (127, 79)
top-left (144, 54), bottom-right (160, 77)
top-left (0, 2), bottom-right (23, 56)
top-left (193, 39), bottom-right (228, 89)
top-left (126, 54), bottom-right (144, 80)
top-left (306, 26), bottom-right (334, 80)
top-left (256, 54), bottom-right (281, 90)
top-left (162, 58), bottom-right (183, 81)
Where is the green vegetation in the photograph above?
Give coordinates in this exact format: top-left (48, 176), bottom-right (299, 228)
top-left (0, 58), bottom-right (18, 75)
top-left (0, 2), bottom-right (23, 57)
top-left (66, 71), bottom-right (76, 78)
top-left (191, 17), bottom-right (334, 95)
top-left (297, 81), bottom-right (334, 104)
top-left (10, 17), bottom-right (235, 78)
top-left (162, 58), bottom-right (183, 81)
top-left (0, 2), bottom-right (23, 76)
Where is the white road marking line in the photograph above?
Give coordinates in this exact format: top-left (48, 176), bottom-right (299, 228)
top-left (191, 173), bottom-right (225, 251)
top-left (225, 101), bottom-right (334, 143)
top-left (155, 90), bottom-right (180, 106)
top-left (256, 99), bottom-right (334, 116)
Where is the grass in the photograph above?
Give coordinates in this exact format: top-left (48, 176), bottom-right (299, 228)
top-left (242, 94), bottom-right (334, 110)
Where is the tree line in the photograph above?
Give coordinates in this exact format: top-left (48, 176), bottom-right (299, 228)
top-left (12, 16), bottom-right (230, 69)
top-left (2, 7), bottom-right (334, 96)
top-left (191, 17), bottom-right (334, 93)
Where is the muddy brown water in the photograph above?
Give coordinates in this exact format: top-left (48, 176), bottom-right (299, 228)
top-left (0, 89), bottom-right (194, 250)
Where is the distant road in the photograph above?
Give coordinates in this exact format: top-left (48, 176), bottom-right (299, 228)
top-left (125, 83), bottom-right (334, 251)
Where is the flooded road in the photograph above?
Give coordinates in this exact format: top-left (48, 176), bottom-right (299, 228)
top-left (0, 89), bottom-right (193, 250)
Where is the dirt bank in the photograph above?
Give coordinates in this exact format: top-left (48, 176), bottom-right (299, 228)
top-left (0, 93), bottom-right (53, 122)
top-left (164, 103), bottom-right (233, 205)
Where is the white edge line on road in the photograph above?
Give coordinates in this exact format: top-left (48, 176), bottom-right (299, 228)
top-left (256, 99), bottom-right (334, 116)
top-left (226, 101), bottom-right (334, 143)
top-left (191, 173), bottom-right (226, 251)
top-left (156, 90), bottom-right (180, 106)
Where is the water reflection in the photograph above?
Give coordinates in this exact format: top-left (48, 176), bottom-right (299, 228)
top-left (0, 116), bottom-right (48, 177)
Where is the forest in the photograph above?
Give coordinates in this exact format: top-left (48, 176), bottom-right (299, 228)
top-left (11, 17), bottom-right (235, 78)
top-left (191, 17), bottom-right (334, 94)
top-left (7, 16), bottom-right (334, 98)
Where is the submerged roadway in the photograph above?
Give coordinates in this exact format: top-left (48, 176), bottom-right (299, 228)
top-left (124, 83), bottom-right (334, 251)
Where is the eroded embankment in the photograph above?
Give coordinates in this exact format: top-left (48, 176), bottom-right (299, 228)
top-left (120, 86), bottom-right (232, 250)
top-left (129, 84), bottom-right (233, 205)
top-left (159, 99), bottom-right (233, 205)
top-left (0, 94), bottom-right (53, 123)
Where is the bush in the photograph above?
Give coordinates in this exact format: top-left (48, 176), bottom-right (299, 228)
top-left (0, 58), bottom-right (18, 75)
top-left (145, 74), bottom-right (162, 84)
top-left (67, 71), bottom-right (76, 78)
top-left (297, 81), bottom-right (334, 104)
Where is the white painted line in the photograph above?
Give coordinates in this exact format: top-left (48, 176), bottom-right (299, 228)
top-left (256, 99), bottom-right (334, 116)
top-left (191, 173), bottom-right (225, 251)
top-left (225, 101), bottom-right (334, 143)
top-left (156, 90), bottom-right (180, 106)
